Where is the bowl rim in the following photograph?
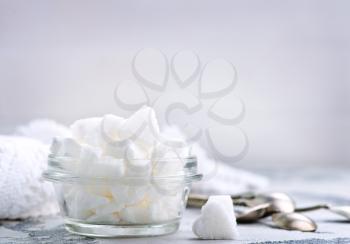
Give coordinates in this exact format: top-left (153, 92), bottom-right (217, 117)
top-left (43, 154), bottom-right (202, 184)
top-left (42, 170), bottom-right (203, 184)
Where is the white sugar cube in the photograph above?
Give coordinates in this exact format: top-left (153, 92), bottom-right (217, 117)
top-left (79, 148), bottom-right (125, 178)
top-left (125, 157), bottom-right (151, 178)
top-left (101, 114), bottom-right (125, 141)
top-left (119, 194), bottom-right (155, 224)
top-left (109, 186), bottom-right (129, 205)
top-left (119, 106), bottom-right (160, 150)
top-left (86, 212), bottom-right (120, 224)
top-left (152, 140), bottom-right (189, 160)
top-left (64, 186), bottom-right (110, 219)
top-left (192, 195), bottom-right (239, 240)
top-left (94, 201), bottom-right (125, 216)
top-left (120, 204), bottom-right (150, 224)
top-left (95, 156), bottom-right (125, 178)
top-left (110, 185), bottom-right (148, 206)
top-left (70, 117), bottom-right (104, 147)
top-left (79, 144), bottom-right (102, 164)
top-left (152, 158), bottom-right (184, 177)
top-left (126, 142), bottom-right (150, 159)
top-left (119, 192), bottom-right (175, 224)
top-left (151, 143), bottom-right (186, 177)
top-left (104, 142), bottom-right (126, 158)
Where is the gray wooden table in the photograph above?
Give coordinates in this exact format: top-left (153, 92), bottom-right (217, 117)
top-left (1, 167), bottom-right (350, 243)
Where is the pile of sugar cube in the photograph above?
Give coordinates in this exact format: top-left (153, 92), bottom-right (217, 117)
top-left (50, 106), bottom-right (190, 224)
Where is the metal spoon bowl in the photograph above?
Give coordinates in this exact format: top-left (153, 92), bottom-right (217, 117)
top-left (272, 212), bottom-right (317, 232)
top-left (241, 192), bottom-right (296, 214)
top-left (236, 203), bottom-right (271, 223)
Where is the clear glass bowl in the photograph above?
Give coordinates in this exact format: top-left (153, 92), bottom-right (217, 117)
top-left (43, 155), bottom-right (202, 237)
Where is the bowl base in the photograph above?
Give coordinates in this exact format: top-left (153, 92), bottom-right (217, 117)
top-left (64, 219), bottom-right (180, 237)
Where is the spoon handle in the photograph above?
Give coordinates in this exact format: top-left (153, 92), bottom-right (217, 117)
top-left (187, 194), bottom-right (208, 208)
top-left (296, 204), bottom-right (329, 212)
top-left (187, 193), bottom-right (254, 208)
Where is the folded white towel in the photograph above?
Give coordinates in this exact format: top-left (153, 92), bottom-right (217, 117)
top-left (0, 119), bottom-right (70, 219)
top-left (0, 135), bottom-right (58, 218)
top-left (0, 120), bottom-right (268, 219)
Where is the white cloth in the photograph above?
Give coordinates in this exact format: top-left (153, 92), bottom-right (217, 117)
top-left (0, 135), bottom-right (58, 218)
top-left (190, 143), bottom-right (269, 195)
top-left (161, 126), bottom-right (269, 195)
top-left (0, 120), bottom-right (69, 219)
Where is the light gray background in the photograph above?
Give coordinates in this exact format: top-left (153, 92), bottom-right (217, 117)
top-left (0, 0), bottom-right (349, 167)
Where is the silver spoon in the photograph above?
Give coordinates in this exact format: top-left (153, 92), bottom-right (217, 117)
top-left (187, 193), bottom-right (255, 208)
top-left (236, 203), bottom-right (350, 222)
top-left (235, 204), bottom-right (317, 232)
top-left (297, 204), bottom-right (350, 220)
top-left (186, 194), bottom-right (272, 222)
top-left (187, 192), bottom-right (295, 210)
top-left (242, 193), bottom-right (350, 220)
top-left (235, 203), bottom-right (271, 223)
top-left (272, 212), bottom-right (317, 232)
top-left (240, 192), bottom-right (296, 214)
top-left (187, 192), bottom-right (296, 221)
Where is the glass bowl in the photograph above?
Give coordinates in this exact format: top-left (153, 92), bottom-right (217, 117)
top-left (43, 155), bottom-right (202, 237)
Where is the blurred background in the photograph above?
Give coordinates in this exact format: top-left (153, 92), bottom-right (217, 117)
top-left (0, 0), bottom-right (349, 167)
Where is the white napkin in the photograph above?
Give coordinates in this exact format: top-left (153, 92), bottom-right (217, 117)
top-left (160, 126), bottom-right (269, 195)
top-left (191, 142), bottom-right (269, 195)
top-left (0, 119), bottom-right (70, 219)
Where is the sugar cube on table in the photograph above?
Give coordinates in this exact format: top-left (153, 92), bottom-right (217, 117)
top-left (192, 195), bottom-right (239, 240)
